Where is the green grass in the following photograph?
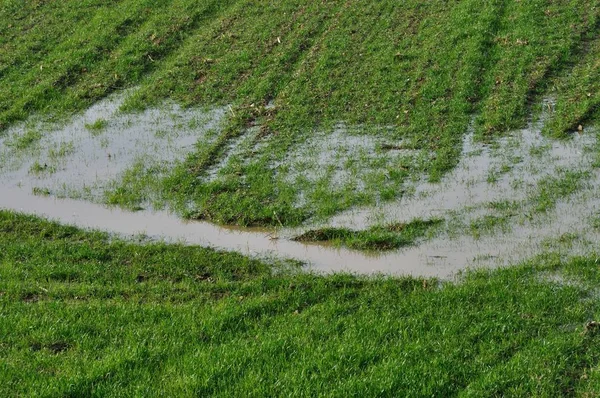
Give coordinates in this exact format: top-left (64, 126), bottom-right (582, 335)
top-left (47, 141), bottom-right (75, 160)
top-left (105, 159), bottom-right (167, 211)
top-left (4, 2), bottom-right (600, 395)
top-left (293, 218), bottom-right (441, 250)
top-left (468, 214), bottom-right (512, 239)
top-left (84, 118), bottom-right (108, 133)
top-left (532, 170), bottom-right (589, 213)
top-left (28, 160), bottom-right (55, 175)
top-left (1, 0), bottom-right (599, 226)
top-left (31, 187), bottom-right (51, 197)
top-left (2, 211), bottom-right (600, 395)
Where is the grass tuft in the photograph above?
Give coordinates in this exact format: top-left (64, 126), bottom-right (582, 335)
top-left (293, 218), bottom-right (442, 250)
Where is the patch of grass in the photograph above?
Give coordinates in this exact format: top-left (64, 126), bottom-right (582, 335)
top-left (541, 232), bottom-right (582, 251)
top-left (487, 163), bottom-right (513, 184)
top-left (469, 214), bottom-right (512, 239)
top-left (592, 215), bottom-right (600, 231)
top-left (28, 161), bottom-right (55, 175)
top-left (153, 129), bottom-right (168, 139)
top-left (532, 169), bottom-right (588, 213)
top-left (105, 160), bottom-right (166, 211)
top-left (2, 212), bottom-right (600, 395)
top-left (488, 199), bottom-right (519, 212)
top-left (544, 27), bottom-right (600, 136)
top-left (6, 130), bottom-right (42, 150)
top-left (47, 141), bottom-right (75, 160)
top-left (529, 143), bottom-right (550, 158)
top-left (84, 119), bottom-right (108, 133)
top-left (485, 169), bottom-right (591, 223)
top-left (31, 187), bottom-right (51, 197)
top-left (293, 218), bottom-right (442, 250)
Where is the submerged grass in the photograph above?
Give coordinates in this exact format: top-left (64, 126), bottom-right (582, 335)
top-left (459, 169), bottom-right (591, 239)
top-left (2, 211), bottom-right (600, 395)
top-left (84, 118), bottom-right (108, 132)
top-left (2, 0), bottom-right (600, 225)
top-left (532, 170), bottom-right (590, 213)
top-left (5, 129), bottom-right (42, 150)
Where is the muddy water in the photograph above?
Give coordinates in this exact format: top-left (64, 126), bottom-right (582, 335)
top-left (2, 186), bottom-right (514, 278)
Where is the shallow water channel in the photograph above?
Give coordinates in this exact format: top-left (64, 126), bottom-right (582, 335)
top-left (1, 187), bottom-right (470, 278)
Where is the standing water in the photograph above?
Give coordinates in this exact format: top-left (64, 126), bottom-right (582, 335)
top-left (2, 95), bottom-right (600, 278)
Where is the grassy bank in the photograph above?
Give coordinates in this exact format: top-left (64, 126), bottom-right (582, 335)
top-left (2, 0), bottom-right (599, 225)
top-left (2, 211), bottom-right (600, 396)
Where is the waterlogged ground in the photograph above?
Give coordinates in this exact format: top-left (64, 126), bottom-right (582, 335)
top-left (288, 105), bottom-right (600, 273)
top-left (1, 95), bottom-right (599, 277)
top-left (198, 120), bottom-right (430, 211)
top-left (274, 125), bottom-right (429, 207)
top-left (0, 92), bottom-right (225, 203)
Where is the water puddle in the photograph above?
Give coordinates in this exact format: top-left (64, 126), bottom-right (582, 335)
top-left (3, 180), bottom-right (600, 279)
top-left (273, 124), bottom-right (427, 206)
top-left (0, 92), bottom-right (225, 201)
top-left (203, 126), bottom-right (262, 182)
top-left (2, 97), bottom-right (600, 278)
top-left (329, 111), bottom-right (598, 228)
top-left (0, 187), bottom-right (460, 277)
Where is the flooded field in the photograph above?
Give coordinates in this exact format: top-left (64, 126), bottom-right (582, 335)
top-left (329, 102), bottom-right (595, 227)
top-left (0, 92), bottom-right (225, 201)
top-left (276, 124), bottom-right (427, 201)
top-left (1, 95), bottom-right (599, 278)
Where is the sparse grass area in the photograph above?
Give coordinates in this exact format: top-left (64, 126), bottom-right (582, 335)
top-left (2, 211), bottom-right (600, 395)
top-left (5, 129), bottom-right (42, 150)
top-left (541, 232), bottom-right (583, 251)
top-left (592, 214), bottom-right (600, 231)
top-left (105, 159), bottom-right (167, 211)
top-left (47, 141), bottom-right (75, 160)
top-left (487, 163), bottom-right (513, 184)
top-left (31, 187), bottom-right (51, 197)
top-left (469, 214), bottom-right (512, 239)
top-left (28, 160), bottom-right (55, 175)
top-left (532, 170), bottom-right (589, 213)
top-left (447, 167), bottom-right (592, 240)
top-left (1, 0), bottom-right (599, 226)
